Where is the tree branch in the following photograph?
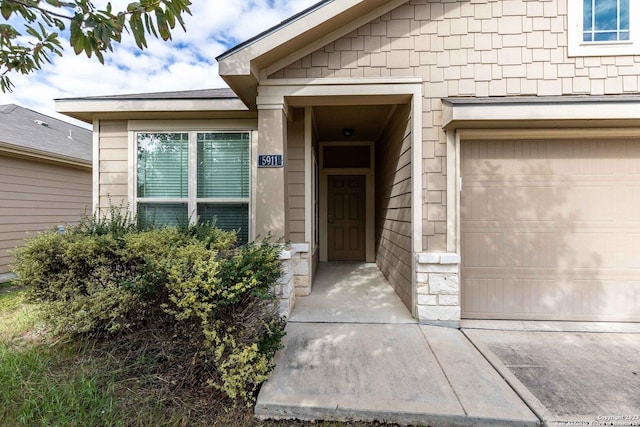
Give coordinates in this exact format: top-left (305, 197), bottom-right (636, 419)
top-left (5, 0), bottom-right (74, 21)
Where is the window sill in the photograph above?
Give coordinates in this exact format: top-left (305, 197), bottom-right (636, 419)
top-left (568, 41), bottom-right (640, 57)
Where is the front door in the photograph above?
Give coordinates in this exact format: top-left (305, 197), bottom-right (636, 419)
top-left (328, 175), bottom-right (366, 261)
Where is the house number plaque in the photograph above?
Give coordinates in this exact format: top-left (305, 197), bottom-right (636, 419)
top-left (258, 154), bottom-right (283, 168)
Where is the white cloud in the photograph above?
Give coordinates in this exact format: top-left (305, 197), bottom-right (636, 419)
top-left (0, 0), bottom-right (319, 127)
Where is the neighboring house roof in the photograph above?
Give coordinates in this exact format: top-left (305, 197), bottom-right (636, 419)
top-left (0, 104), bottom-right (92, 167)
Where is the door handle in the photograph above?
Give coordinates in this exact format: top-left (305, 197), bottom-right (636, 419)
top-left (327, 215), bottom-right (333, 224)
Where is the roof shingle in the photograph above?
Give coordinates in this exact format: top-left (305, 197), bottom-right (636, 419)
top-left (0, 104), bottom-right (92, 163)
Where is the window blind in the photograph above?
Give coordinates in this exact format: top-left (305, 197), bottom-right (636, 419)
top-left (138, 203), bottom-right (188, 227)
top-left (197, 133), bottom-right (249, 198)
top-left (198, 203), bottom-right (249, 244)
top-left (137, 133), bottom-right (189, 198)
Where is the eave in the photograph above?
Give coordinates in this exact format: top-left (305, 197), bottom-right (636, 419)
top-left (442, 95), bottom-right (640, 130)
top-left (55, 98), bottom-right (252, 123)
top-left (0, 141), bottom-right (91, 169)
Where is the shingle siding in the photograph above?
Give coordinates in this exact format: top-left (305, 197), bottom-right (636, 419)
top-left (270, 0), bottom-right (640, 252)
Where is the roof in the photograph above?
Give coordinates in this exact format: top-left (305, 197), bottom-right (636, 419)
top-left (55, 88), bottom-right (251, 123)
top-left (216, 0), bottom-right (332, 61)
top-left (58, 88), bottom-right (238, 101)
top-left (0, 104), bottom-right (92, 165)
top-left (216, 0), bottom-right (405, 108)
top-left (56, 0), bottom-right (401, 116)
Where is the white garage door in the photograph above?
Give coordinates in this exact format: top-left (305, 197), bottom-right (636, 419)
top-left (461, 139), bottom-right (640, 321)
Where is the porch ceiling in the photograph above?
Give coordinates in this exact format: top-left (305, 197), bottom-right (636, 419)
top-left (313, 105), bottom-right (394, 142)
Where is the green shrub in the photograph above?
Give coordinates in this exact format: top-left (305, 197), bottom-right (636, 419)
top-left (12, 210), bottom-right (285, 404)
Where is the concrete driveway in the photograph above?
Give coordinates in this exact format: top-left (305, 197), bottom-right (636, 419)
top-left (464, 326), bottom-right (640, 426)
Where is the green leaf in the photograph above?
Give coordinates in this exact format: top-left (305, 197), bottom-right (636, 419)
top-left (1, 1), bottom-right (13, 20)
top-left (155, 8), bottom-right (170, 41)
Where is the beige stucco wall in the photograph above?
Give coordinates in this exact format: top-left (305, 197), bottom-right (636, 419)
top-left (0, 154), bottom-right (91, 273)
top-left (98, 120), bottom-right (128, 212)
top-left (375, 103), bottom-right (413, 309)
top-left (270, 0), bottom-right (640, 252)
top-left (287, 109), bottom-right (306, 243)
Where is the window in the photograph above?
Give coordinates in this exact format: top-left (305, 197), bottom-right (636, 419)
top-left (136, 131), bottom-right (251, 243)
top-left (569, 0), bottom-right (639, 56)
top-left (583, 0), bottom-right (629, 42)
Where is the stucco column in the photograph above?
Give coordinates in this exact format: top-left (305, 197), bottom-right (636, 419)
top-left (255, 107), bottom-right (289, 240)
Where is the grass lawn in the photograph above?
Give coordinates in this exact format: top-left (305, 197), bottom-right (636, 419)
top-left (0, 289), bottom-right (403, 427)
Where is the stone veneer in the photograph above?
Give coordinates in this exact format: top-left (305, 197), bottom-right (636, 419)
top-left (416, 252), bottom-right (461, 325)
top-left (276, 244), bottom-right (312, 317)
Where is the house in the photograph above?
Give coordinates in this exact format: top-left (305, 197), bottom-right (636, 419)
top-left (0, 104), bottom-right (92, 275)
top-left (56, 0), bottom-right (640, 324)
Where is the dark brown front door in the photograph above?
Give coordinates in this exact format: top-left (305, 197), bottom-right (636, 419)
top-left (328, 175), bottom-right (366, 261)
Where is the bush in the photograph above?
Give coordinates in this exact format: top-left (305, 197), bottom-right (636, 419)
top-left (12, 211), bottom-right (286, 405)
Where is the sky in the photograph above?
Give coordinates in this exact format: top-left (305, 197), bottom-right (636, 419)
top-left (0, 0), bottom-right (320, 128)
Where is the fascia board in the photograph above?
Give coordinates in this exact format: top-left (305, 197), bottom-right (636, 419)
top-left (55, 98), bottom-right (250, 123)
top-left (56, 98), bottom-right (248, 114)
top-left (0, 142), bottom-right (91, 168)
top-left (443, 99), bottom-right (640, 129)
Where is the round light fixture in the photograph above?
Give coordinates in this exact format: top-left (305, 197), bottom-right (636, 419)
top-left (342, 128), bottom-right (355, 137)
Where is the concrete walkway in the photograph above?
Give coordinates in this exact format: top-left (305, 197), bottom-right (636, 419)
top-left (289, 263), bottom-right (415, 324)
top-left (256, 263), bottom-right (538, 426)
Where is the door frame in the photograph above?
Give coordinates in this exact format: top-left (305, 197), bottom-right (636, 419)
top-left (319, 141), bottom-right (375, 262)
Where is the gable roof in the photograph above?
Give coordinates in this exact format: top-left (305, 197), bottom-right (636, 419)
top-left (55, 1), bottom-right (406, 118)
top-left (0, 104), bottom-right (92, 166)
top-left (216, 0), bottom-right (408, 108)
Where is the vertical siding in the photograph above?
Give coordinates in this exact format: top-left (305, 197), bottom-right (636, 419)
top-left (375, 103), bottom-right (413, 309)
top-left (0, 154), bottom-right (91, 273)
top-left (98, 121), bottom-right (128, 212)
top-left (269, 0), bottom-right (640, 252)
top-left (287, 109), bottom-right (306, 243)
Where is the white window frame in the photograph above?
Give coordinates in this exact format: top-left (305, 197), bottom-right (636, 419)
top-left (568, 0), bottom-right (640, 56)
top-left (131, 129), bottom-right (252, 239)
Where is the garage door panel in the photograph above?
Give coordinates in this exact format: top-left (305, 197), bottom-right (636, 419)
top-left (461, 232), bottom-right (505, 267)
top-left (511, 232), bottom-right (557, 268)
top-left (462, 186), bottom-right (504, 221)
top-left (618, 186), bottom-right (640, 220)
top-left (461, 139), bottom-right (640, 322)
top-left (463, 278), bottom-right (505, 314)
top-left (509, 280), bottom-right (562, 315)
top-left (623, 234), bottom-right (640, 268)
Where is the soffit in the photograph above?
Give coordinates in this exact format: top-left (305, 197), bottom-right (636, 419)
top-left (313, 105), bottom-right (395, 142)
